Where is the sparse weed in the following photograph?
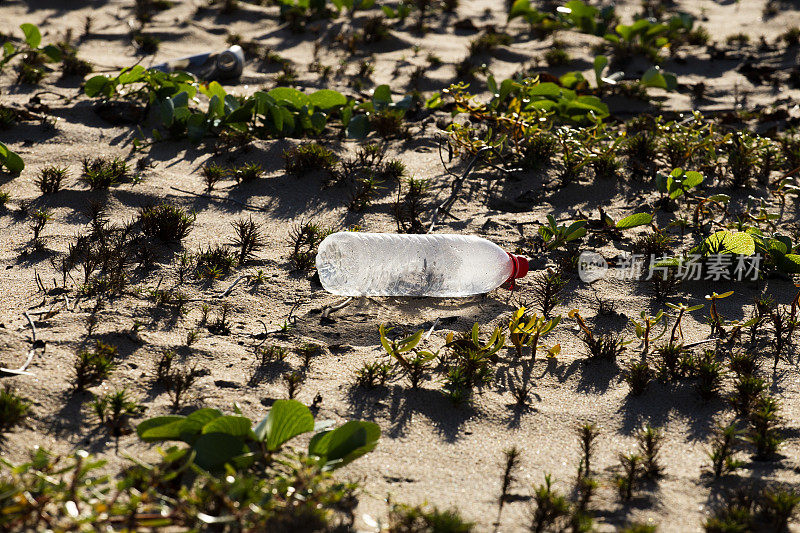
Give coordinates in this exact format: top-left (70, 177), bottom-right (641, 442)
top-left (73, 342), bottom-right (117, 391)
top-left (283, 143), bottom-right (338, 178)
top-left (195, 245), bottom-right (237, 280)
top-left (288, 221), bottom-right (332, 270)
top-left (36, 166), bottom-right (68, 194)
top-left (139, 204), bottom-right (195, 243)
top-left (0, 385), bottom-right (30, 432)
top-left (230, 217), bottom-right (263, 264)
top-left (89, 389), bottom-right (145, 437)
top-left (81, 157), bottom-right (128, 189)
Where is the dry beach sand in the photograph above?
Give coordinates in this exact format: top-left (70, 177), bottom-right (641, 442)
top-left (2, 0), bottom-right (800, 531)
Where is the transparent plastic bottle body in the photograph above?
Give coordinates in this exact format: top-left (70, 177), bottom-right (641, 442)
top-left (315, 232), bottom-right (514, 297)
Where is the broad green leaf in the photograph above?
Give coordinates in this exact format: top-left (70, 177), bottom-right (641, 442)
top-left (20, 23), bottom-right (41, 49)
top-left (309, 89), bottom-right (347, 110)
top-left (254, 399), bottom-right (314, 451)
top-left (136, 416), bottom-right (186, 441)
top-left (593, 55), bottom-right (608, 86)
top-left (779, 254), bottom-right (800, 273)
top-left (0, 142), bottom-right (24, 174)
top-left (308, 420), bottom-right (380, 470)
top-left (372, 84), bottom-right (392, 109)
top-left (156, 97), bottom-right (175, 127)
top-left (191, 433), bottom-right (249, 470)
top-left (508, 0), bottom-right (531, 21)
top-left (346, 114), bottom-right (370, 139)
top-left (42, 45), bottom-right (62, 62)
top-left (701, 231), bottom-right (755, 256)
top-left (267, 87), bottom-right (310, 109)
top-left (201, 416), bottom-right (253, 439)
top-left (616, 212), bottom-right (652, 229)
top-left (84, 75), bottom-right (111, 98)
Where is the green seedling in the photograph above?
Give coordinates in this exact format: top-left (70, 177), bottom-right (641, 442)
top-left (283, 142), bottom-right (339, 178)
top-left (139, 204), bottom-right (195, 242)
top-left (283, 371), bottom-right (304, 399)
top-left (539, 215), bottom-right (587, 251)
top-left (637, 423), bottom-right (664, 480)
top-left (705, 291), bottom-right (734, 337)
top-left (625, 360), bottom-right (652, 396)
top-left (230, 217), bottom-right (263, 264)
top-left (443, 324), bottom-right (505, 403)
top-left (629, 310), bottom-right (666, 355)
top-left (664, 302), bottom-right (704, 345)
top-left (746, 395), bottom-right (782, 459)
top-left (707, 423), bottom-right (743, 478)
top-left (89, 389), bottom-right (145, 438)
top-left (288, 220), bottom-right (332, 270)
top-left (36, 166), bottom-right (68, 194)
top-left (379, 325), bottom-right (437, 389)
top-left (73, 342), bottom-right (117, 391)
top-left (656, 168), bottom-right (704, 200)
top-left (507, 306), bottom-right (561, 362)
top-left (569, 309), bottom-right (625, 362)
top-left (497, 446), bottom-right (521, 524)
top-left (356, 360), bottom-right (394, 389)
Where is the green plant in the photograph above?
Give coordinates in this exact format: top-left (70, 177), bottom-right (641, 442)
top-left (569, 309), bottom-right (625, 362)
top-left (392, 177), bottom-right (426, 234)
top-left (231, 162), bottom-right (263, 184)
top-left (729, 375), bottom-right (766, 417)
top-left (442, 324), bottom-right (505, 403)
top-left (73, 342), bottom-right (117, 391)
top-left (696, 350), bottom-right (724, 400)
top-left (1, 24), bottom-right (62, 85)
top-left (531, 474), bottom-right (571, 533)
top-left (0, 385), bottom-right (29, 432)
top-left (387, 502), bottom-right (474, 532)
top-left (230, 216), bottom-right (263, 264)
top-left (288, 220), bottom-right (332, 270)
top-left (637, 423), bottom-right (663, 479)
top-left (530, 268), bottom-right (567, 317)
top-left (629, 310), bottom-right (665, 355)
top-left (379, 325), bottom-right (437, 389)
top-left (577, 423), bottom-right (599, 478)
top-left (497, 446), bottom-right (521, 523)
top-left (656, 167), bottom-right (704, 200)
top-left (137, 400), bottom-right (380, 472)
top-left (544, 45), bottom-right (570, 67)
top-left (283, 142), bottom-right (339, 177)
top-left (36, 166), bottom-right (67, 194)
top-left (707, 423), bottom-right (743, 478)
top-left (202, 162), bottom-right (228, 191)
top-left (0, 141), bottom-right (23, 174)
top-left (89, 389), bottom-right (145, 437)
top-left (195, 245), bottom-right (237, 280)
top-left (356, 360), bottom-right (393, 389)
top-left (139, 204), bottom-right (195, 242)
top-left (283, 370), bottom-right (304, 399)
top-left (507, 306), bottom-right (561, 362)
top-left (81, 156), bottom-right (128, 189)
top-left (29, 207), bottom-right (52, 248)
top-left (625, 360), bottom-right (652, 396)
top-left (615, 453), bottom-right (641, 502)
top-left (746, 395), bottom-right (782, 460)
top-left (539, 216), bottom-right (587, 251)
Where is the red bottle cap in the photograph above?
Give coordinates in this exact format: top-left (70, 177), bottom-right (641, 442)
top-left (505, 253), bottom-right (530, 288)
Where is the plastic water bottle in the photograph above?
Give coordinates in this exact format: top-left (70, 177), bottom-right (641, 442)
top-left (315, 232), bottom-right (529, 297)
